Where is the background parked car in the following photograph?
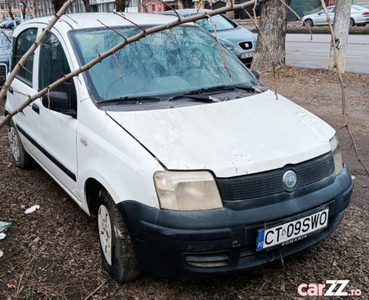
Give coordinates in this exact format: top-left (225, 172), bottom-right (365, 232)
top-left (0, 29), bottom-right (10, 85)
top-left (0, 20), bottom-right (20, 29)
top-left (302, 5), bottom-right (369, 27)
top-left (0, 21), bottom-right (12, 29)
top-left (159, 9), bottom-right (257, 67)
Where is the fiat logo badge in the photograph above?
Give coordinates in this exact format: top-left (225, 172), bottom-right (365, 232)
top-left (283, 170), bottom-right (297, 191)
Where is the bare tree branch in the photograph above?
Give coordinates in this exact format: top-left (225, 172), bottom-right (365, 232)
top-left (278, 0), bottom-right (313, 39)
top-left (113, 52), bottom-right (123, 83)
top-left (206, 15), bottom-right (232, 78)
top-left (244, 9), bottom-right (277, 99)
top-left (320, 0), bottom-right (369, 176)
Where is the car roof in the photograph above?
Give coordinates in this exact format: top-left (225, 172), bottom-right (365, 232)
top-left (159, 9), bottom-right (213, 17)
top-left (13, 12), bottom-right (180, 35)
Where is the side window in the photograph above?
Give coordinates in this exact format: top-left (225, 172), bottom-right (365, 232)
top-left (39, 33), bottom-right (77, 111)
top-left (13, 28), bottom-right (37, 85)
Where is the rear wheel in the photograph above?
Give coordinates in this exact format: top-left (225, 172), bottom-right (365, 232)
top-left (8, 119), bottom-right (35, 169)
top-left (350, 18), bottom-right (355, 27)
top-left (305, 19), bottom-right (313, 27)
top-left (97, 188), bottom-right (141, 282)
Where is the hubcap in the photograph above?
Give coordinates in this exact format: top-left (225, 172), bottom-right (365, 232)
top-left (9, 128), bottom-right (20, 162)
top-left (98, 205), bottom-right (113, 265)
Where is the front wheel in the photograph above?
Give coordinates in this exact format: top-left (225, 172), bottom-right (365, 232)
top-left (305, 19), bottom-right (313, 27)
top-left (97, 189), bottom-right (141, 282)
top-left (350, 18), bottom-right (355, 27)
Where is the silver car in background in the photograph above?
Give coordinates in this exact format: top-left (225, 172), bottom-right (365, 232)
top-left (159, 9), bottom-right (257, 67)
top-left (302, 5), bottom-right (369, 27)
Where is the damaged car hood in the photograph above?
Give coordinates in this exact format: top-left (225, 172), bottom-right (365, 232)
top-left (107, 90), bottom-right (335, 178)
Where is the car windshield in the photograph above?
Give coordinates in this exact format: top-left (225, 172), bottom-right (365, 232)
top-left (319, 7), bottom-right (334, 14)
top-left (352, 5), bottom-right (366, 11)
top-left (0, 30), bottom-right (10, 48)
top-left (195, 14), bottom-right (237, 32)
top-left (70, 25), bottom-right (258, 103)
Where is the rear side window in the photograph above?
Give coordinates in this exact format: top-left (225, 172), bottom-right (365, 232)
top-left (13, 28), bottom-right (37, 85)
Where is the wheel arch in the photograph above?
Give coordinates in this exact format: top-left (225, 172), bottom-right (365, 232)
top-left (304, 18), bottom-right (313, 26)
top-left (84, 176), bottom-right (132, 217)
top-left (85, 178), bottom-right (103, 217)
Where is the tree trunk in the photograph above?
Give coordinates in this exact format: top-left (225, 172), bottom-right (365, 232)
top-left (5, 0), bottom-right (14, 20)
top-left (52, 0), bottom-right (65, 11)
top-left (82, 0), bottom-right (90, 12)
top-left (21, 1), bottom-right (27, 21)
top-left (328, 0), bottom-right (351, 73)
top-left (251, 0), bottom-right (291, 72)
top-left (116, 0), bottom-right (126, 12)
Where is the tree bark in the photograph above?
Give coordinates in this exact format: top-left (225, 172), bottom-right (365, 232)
top-left (82, 0), bottom-right (90, 12)
top-left (116, 0), bottom-right (126, 12)
top-left (251, 0), bottom-right (291, 72)
top-left (52, 0), bottom-right (65, 11)
top-left (328, 0), bottom-right (351, 73)
top-left (5, 0), bottom-right (14, 20)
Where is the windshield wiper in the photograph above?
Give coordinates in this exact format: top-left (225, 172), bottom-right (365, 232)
top-left (166, 84), bottom-right (263, 102)
top-left (187, 84), bottom-right (264, 94)
top-left (167, 86), bottom-right (236, 102)
top-left (232, 85), bottom-right (266, 93)
top-left (167, 94), bottom-right (221, 102)
top-left (99, 85), bottom-right (265, 104)
top-left (98, 96), bottom-right (162, 104)
top-left (185, 86), bottom-right (236, 95)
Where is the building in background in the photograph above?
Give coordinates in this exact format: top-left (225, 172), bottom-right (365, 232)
top-left (0, 0), bottom-right (139, 21)
top-left (0, 1), bottom-right (34, 21)
top-left (0, 0), bottom-right (366, 22)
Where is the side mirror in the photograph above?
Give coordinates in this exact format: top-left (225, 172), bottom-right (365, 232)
top-left (42, 91), bottom-right (77, 118)
top-left (251, 70), bottom-right (260, 80)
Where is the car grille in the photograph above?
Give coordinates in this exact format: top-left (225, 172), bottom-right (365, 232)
top-left (0, 63), bottom-right (7, 85)
top-left (217, 152), bottom-right (335, 201)
top-left (238, 41), bottom-right (253, 50)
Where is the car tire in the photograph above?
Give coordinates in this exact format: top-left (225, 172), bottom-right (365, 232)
top-left (305, 19), bottom-right (313, 27)
top-left (350, 18), bottom-right (355, 27)
top-left (8, 119), bottom-right (35, 169)
top-left (97, 188), bottom-right (141, 282)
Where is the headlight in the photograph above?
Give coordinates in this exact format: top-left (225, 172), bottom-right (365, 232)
top-left (221, 42), bottom-right (234, 51)
top-left (330, 135), bottom-right (343, 175)
top-left (154, 171), bottom-right (223, 211)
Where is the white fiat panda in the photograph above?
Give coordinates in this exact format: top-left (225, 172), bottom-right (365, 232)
top-left (5, 13), bottom-right (353, 282)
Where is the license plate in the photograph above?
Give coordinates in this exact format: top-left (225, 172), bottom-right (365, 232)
top-left (256, 208), bottom-right (329, 251)
top-left (241, 52), bottom-right (254, 59)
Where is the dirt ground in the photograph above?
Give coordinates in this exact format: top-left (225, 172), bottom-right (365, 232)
top-left (1, 69), bottom-right (369, 298)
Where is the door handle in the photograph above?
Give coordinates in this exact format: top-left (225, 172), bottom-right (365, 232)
top-left (32, 103), bottom-right (39, 114)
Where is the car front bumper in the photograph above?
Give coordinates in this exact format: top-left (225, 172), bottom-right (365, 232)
top-left (237, 51), bottom-right (254, 67)
top-left (118, 165), bottom-right (353, 279)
